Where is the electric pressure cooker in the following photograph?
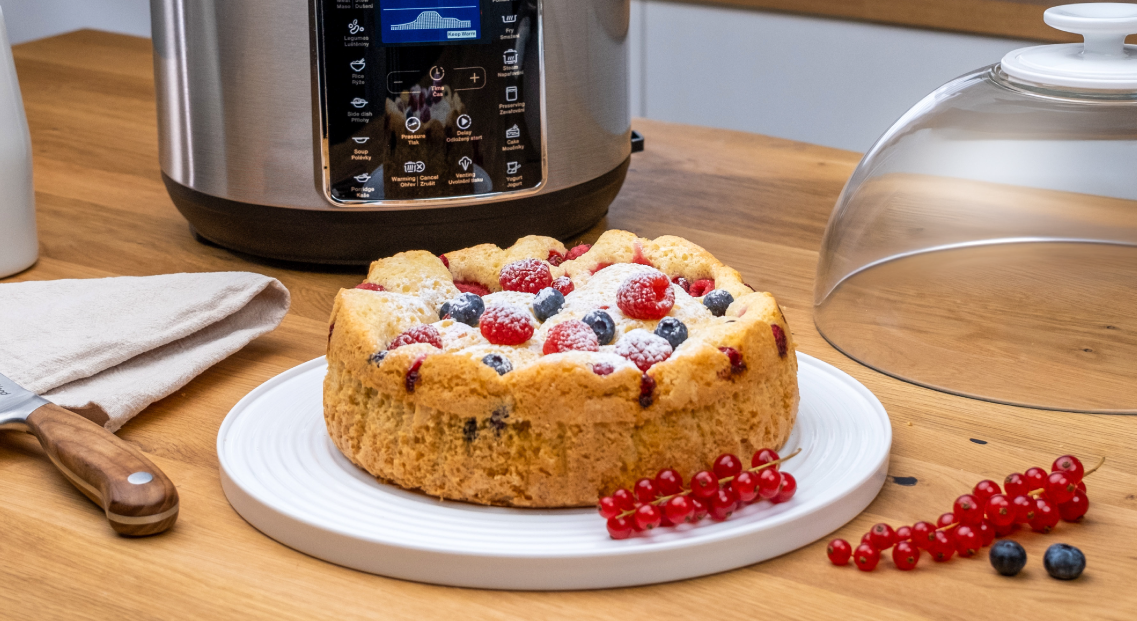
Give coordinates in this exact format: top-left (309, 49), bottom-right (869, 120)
top-left (150, 0), bottom-right (632, 264)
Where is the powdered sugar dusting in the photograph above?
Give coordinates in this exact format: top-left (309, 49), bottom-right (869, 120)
top-left (614, 329), bottom-right (674, 371)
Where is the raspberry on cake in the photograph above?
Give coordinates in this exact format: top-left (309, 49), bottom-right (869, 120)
top-left (324, 230), bottom-right (798, 508)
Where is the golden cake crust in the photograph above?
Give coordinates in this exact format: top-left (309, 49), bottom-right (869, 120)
top-left (324, 230), bottom-right (798, 507)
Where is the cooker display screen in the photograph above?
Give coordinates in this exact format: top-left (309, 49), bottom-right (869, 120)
top-left (379, 0), bottom-right (484, 45)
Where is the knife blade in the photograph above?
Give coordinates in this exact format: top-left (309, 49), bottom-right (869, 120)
top-left (0, 372), bottom-right (178, 536)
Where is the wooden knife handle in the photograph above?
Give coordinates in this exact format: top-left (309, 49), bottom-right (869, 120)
top-left (25, 403), bottom-right (179, 536)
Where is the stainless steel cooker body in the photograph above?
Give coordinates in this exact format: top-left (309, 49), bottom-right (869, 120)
top-left (151, 0), bottom-right (631, 264)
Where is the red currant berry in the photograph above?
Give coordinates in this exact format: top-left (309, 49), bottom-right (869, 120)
top-left (1076, 480), bottom-right (1087, 493)
top-left (690, 471), bottom-right (719, 500)
top-left (771, 472), bottom-right (797, 504)
top-left (607, 515), bottom-right (635, 539)
top-left (895, 525), bottom-right (913, 542)
top-left (930, 530), bottom-right (956, 562)
top-left (551, 276), bottom-right (574, 296)
top-left (542, 320), bottom-right (600, 355)
top-left (862, 532), bottom-right (874, 545)
top-left (1024, 466), bottom-right (1048, 492)
top-left (732, 471), bottom-right (759, 503)
top-left (479, 305), bottom-right (535, 345)
top-left (953, 494), bottom-right (984, 525)
top-left (868, 523), bottom-right (897, 550)
top-left (1052, 454), bottom-right (1084, 484)
top-left (598, 496), bottom-right (620, 519)
top-left (892, 541), bottom-right (920, 571)
top-left (1011, 495), bottom-right (1036, 524)
top-left (1030, 498), bottom-right (1060, 533)
top-left (633, 478), bottom-right (657, 504)
top-left (1046, 471), bottom-right (1077, 505)
top-left (689, 279), bottom-right (715, 297)
top-left (354, 282), bottom-right (385, 291)
top-left (390, 325), bottom-right (443, 350)
top-left (655, 468), bottom-right (684, 496)
top-left (664, 495), bottom-right (694, 524)
top-left (756, 468), bottom-right (782, 500)
top-left (689, 497), bottom-right (709, 521)
top-left (911, 521), bottom-right (937, 549)
top-left (993, 521), bottom-right (1017, 537)
top-left (499, 258), bottom-right (553, 294)
top-left (564, 244), bottom-right (591, 261)
top-left (1004, 472), bottom-right (1029, 497)
top-left (953, 525), bottom-right (981, 557)
top-left (611, 488), bottom-right (636, 512)
top-left (827, 539), bottom-right (853, 565)
top-left (937, 512), bottom-right (956, 529)
top-left (1058, 492), bottom-right (1089, 522)
top-left (713, 454), bottom-right (743, 480)
top-left (972, 479), bottom-right (1002, 505)
top-left (634, 504), bottom-right (663, 530)
top-left (976, 519), bottom-right (995, 547)
top-left (616, 271), bottom-right (676, 320)
top-left (709, 487), bottom-right (740, 521)
top-left (985, 494), bottom-right (1015, 527)
top-left (854, 543), bottom-right (880, 571)
top-left (751, 448), bottom-right (780, 469)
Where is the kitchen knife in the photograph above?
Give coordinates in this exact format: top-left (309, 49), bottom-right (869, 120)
top-left (0, 372), bottom-right (178, 536)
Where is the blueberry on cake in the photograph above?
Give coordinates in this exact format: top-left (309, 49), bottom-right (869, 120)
top-left (324, 230), bottom-right (798, 507)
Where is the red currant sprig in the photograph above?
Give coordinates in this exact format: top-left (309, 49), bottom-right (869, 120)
top-left (599, 447), bottom-right (802, 539)
top-left (826, 454), bottom-right (1103, 572)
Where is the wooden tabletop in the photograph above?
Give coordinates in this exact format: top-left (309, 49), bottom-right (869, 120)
top-left (2, 31), bottom-right (1134, 621)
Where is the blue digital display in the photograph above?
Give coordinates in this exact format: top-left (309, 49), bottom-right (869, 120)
top-left (379, 1), bottom-right (483, 45)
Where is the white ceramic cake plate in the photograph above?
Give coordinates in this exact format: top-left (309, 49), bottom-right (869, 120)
top-left (218, 353), bottom-right (891, 590)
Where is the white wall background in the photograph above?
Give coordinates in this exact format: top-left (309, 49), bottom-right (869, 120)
top-left (0, 0), bottom-right (1034, 152)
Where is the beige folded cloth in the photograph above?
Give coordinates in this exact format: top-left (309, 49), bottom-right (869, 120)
top-left (0, 272), bottom-right (290, 432)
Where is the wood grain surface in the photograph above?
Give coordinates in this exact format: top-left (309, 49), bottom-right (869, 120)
top-left (1, 31), bottom-right (1134, 621)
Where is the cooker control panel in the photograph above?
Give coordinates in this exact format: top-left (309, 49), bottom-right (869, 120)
top-left (315, 0), bottom-right (545, 205)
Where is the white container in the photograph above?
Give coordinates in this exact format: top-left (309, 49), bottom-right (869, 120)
top-left (0, 6), bottom-right (36, 278)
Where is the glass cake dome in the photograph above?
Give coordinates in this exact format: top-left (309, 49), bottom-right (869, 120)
top-left (814, 4), bottom-right (1137, 413)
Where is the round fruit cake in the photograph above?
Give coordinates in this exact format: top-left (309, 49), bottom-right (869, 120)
top-left (324, 230), bottom-right (798, 507)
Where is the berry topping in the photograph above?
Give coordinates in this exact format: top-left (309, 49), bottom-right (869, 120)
top-left (355, 282), bottom-right (385, 291)
top-left (702, 289), bottom-right (734, 317)
top-left (543, 320), bottom-right (600, 355)
top-left (689, 279), bottom-right (715, 297)
top-left (615, 329), bottom-right (674, 371)
top-left (481, 353), bottom-right (513, 376)
top-left (653, 317), bottom-right (688, 349)
top-left (631, 242), bottom-right (653, 267)
top-left (591, 362), bottom-right (615, 376)
top-left (445, 292), bottom-right (485, 326)
top-left (671, 276), bottom-right (691, 293)
top-left (990, 540), bottom-right (1028, 576)
top-left (499, 258), bottom-right (552, 294)
top-left (771, 324), bottom-right (788, 357)
top-left (1052, 455), bottom-right (1084, 483)
top-left (616, 271), bottom-right (675, 320)
top-left (827, 539), bottom-right (852, 565)
top-left (855, 543), bottom-right (880, 571)
top-left (479, 305), bottom-right (535, 345)
top-left (718, 347), bottom-right (746, 376)
top-left (893, 541), bottom-right (920, 570)
top-left (564, 244), bottom-right (591, 261)
top-left (547, 249), bottom-right (566, 267)
top-left (1043, 543), bottom-right (1085, 580)
top-left (551, 276), bottom-right (574, 295)
top-left (532, 287), bottom-right (566, 322)
top-left (438, 301), bottom-right (451, 320)
top-left (582, 310), bottom-right (616, 345)
top-left (591, 262), bottom-right (614, 275)
top-left (454, 280), bottom-right (491, 296)
top-left (439, 254), bottom-right (449, 268)
top-left (390, 325), bottom-right (443, 350)
top-left (639, 373), bottom-right (656, 407)
top-left (369, 351), bottom-right (387, 365)
top-left (405, 354), bottom-right (426, 393)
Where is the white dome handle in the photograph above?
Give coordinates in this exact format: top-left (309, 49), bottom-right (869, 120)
top-left (1045, 3), bottom-right (1137, 56)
